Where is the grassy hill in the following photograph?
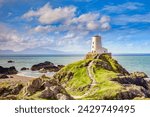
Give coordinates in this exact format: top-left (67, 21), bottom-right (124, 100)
top-left (53, 53), bottom-right (150, 100)
top-left (0, 53), bottom-right (150, 100)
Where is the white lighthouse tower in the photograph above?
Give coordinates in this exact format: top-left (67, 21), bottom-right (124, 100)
top-left (91, 35), bottom-right (108, 54)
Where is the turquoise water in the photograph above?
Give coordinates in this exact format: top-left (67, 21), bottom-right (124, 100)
top-left (0, 54), bottom-right (150, 77)
top-left (0, 55), bottom-right (84, 77)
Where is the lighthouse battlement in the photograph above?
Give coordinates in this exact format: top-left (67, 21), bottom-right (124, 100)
top-left (91, 35), bottom-right (108, 54)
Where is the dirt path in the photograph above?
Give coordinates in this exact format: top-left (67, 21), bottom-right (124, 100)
top-left (73, 60), bottom-right (97, 99)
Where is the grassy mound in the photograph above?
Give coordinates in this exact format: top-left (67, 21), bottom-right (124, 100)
top-left (54, 54), bottom-right (128, 99)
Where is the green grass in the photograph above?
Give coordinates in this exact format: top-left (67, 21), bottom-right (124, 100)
top-left (55, 59), bottom-right (92, 96)
top-left (83, 65), bottom-right (123, 100)
top-left (0, 82), bottom-right (10, 88)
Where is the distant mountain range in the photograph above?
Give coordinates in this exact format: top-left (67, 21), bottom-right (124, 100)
top-left (0, 48), bottom-right (66, 55)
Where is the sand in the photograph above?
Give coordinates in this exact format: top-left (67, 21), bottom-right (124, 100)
top-left (0, 75), bottom-right (35, 84)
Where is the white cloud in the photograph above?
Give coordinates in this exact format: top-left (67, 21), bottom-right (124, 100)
top-left (0, 24), bottom-right (53, 51)
top-left (23, 3), bottom-right (111, 32)
top-left (0, 24), bottom-right (21, 43)
top-left (102, 2), bottom-right (143, 13)
top-left (56, 31), bottom-right (90, 53)
top-left (70, 13), bottom-right (100, 24)
top-left (101, 22), bottom-right (111, 31)
top-left (113, 13), bottom-right (150, 25)
top-left (22, 3), bottom-right (76, 24)
top-left (32, 25), bottom-right (52, 32)
top-left (100, 16), bottom-right (111, 30)
top-left (100, 16), bottom-right (110, 24)
top-left (86, 21), bottom-right (99, 30)
top-left (31, 14), bottom-right (111, 33)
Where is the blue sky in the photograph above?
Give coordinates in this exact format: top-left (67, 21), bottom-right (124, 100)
top-left (0, 0), bottom-right (150, 53)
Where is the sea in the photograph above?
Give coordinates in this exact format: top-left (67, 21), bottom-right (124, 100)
top-left (0, 54), bottom-right (150, 77)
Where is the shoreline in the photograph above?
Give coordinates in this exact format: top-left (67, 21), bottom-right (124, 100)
top-left (0, 74), bottom-right (35, 83)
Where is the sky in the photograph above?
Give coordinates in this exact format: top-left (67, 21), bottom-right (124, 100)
top-left (0, 0), bottom-right (150, 54)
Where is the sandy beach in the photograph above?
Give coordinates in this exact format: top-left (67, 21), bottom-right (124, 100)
top-left (0, 75), bottom-right (35, 84)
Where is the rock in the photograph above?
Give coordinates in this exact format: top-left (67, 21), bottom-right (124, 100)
top-left (112, 74), bottom-right (150, 99)
top-left (11, 84), bottom-right (23, 95)
top-left (56, 93), bottom-right (70, 100)
top-left (39, 87), bottom-right (56, 99)
top-left (20, 67), bottom-right (29, 71)
top-left (31, 61), bottom-right (63, 72)
top-left (57, 65), bottom-right (65, 69)
top-left (43, 81), bottom-right (53, 88)
top-left (85, 53), bottom-right (129, 75)
top-left (8, 60), bottom-right (15, 63)
top-left (85, 52), bottom-right (112, 59)
top-left (24, 78), bottom-right (43, 96)
top-left (50, 86), bottom-right (62, 94)
top-left (112, 77), bottom-right (149, 89)
top-left (0, 74), bottom-right (9, 79)
top-left (31, 61), bottom-right (54, 71)
top-left (0, 66), bottom-right (18, 75)
top-left (130, 72), bottom-right (148, 78)
top-left (0, 87), bottom-right (6, 96)
top-left (92, 59), bottom-right (112, 71)
top-left (39, 68), bottom-right (47, 73)
top-left (0, 83), bottom-right (23, 97)
top-left (116, 85), bottom-right (150, 99)
top-left (47, 66), bottom-right (59, 72)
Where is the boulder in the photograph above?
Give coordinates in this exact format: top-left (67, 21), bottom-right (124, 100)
top-left (31, 61), bottom-right (63, 72)
top-left (24, 78), bottom-right (43, 96)
top-left (20, 67), bottom-right (29, 71)
top-left (0, 66), bottom-right (18, 75)
top-left (39, 87), bottom-right (56, 99)
top-left (31, 61), bottom-right (54, 71)
top-left (8, 60), bottom-right (15, 63)
top-left (0, 74), bottom-right (9, 79)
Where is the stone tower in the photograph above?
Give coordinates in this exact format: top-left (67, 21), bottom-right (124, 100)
top-left (91, 35), bottom-right (108, 54)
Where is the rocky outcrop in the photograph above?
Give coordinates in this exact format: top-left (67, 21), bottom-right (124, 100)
top-left (0, 84), bottom-right (23, 97)
top-left (31, 61), bottom-right (54, 71)
top-left (22, 76), bottom-right (73, 100)
top-left (57, 65), bottom-right (65, 69)
top-left (0, 74), bottom-right (9, 79)
top-left (31, 61), bottom-right (63, 72)
top-left (85, 53), bottom-right (129, 75)
top-left (0, 66), bottom-right (18, 75)
top-left (116, 85), bottom-right (150, 99)
top-left (112, 72), bottom-right (150, 99)
top-left (92, 59), bottom-right (112, 71)
top-left (8, 60), bottom-right (15, 63)
top-left (24, 78), bottom-right (43, 96)
top-left (20, 67), bottom-right (29, 71)
top-left (130, 72), bottom-right (148, 78)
